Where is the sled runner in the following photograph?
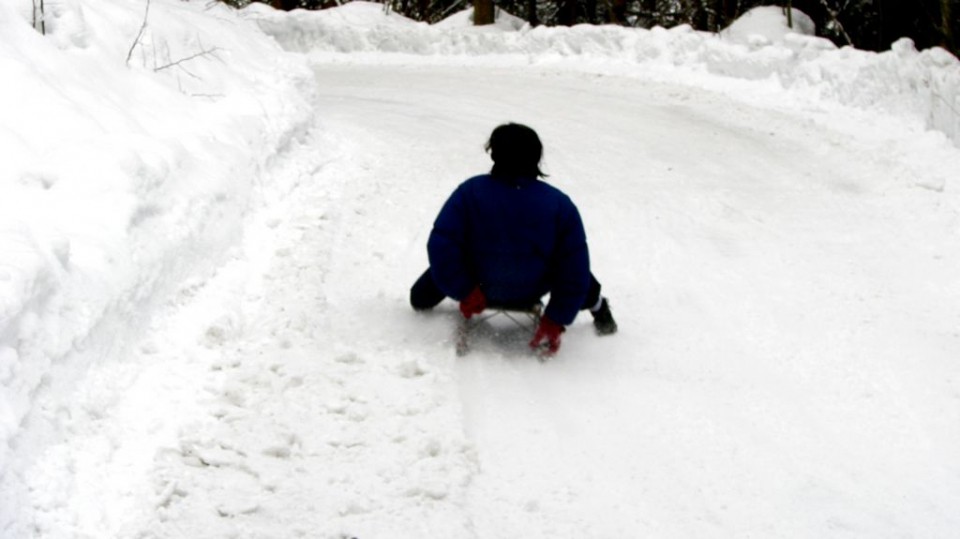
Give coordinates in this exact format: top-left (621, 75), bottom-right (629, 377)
top-left (455, 302), bottom-right (546, 359)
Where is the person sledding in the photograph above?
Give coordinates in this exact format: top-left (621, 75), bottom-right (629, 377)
top-left (410, 122), bottom-right (617, 356)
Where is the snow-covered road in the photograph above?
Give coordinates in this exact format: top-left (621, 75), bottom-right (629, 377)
top-left (308, 62), bottom-right (960, 535)
top-left (14, 61), bottom-right (960, 538)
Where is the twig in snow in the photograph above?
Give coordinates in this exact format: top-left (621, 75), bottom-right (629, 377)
top-left (32, 0), bottom-right (46, 35)
top-left (154, 46), bottom-right (222, 72)
top-left (189, 93), bottom-right (226, 100)
top-left (127, 0), bottom-right (152, 65)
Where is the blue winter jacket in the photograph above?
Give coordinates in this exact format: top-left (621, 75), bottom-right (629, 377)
top-left (427, 174), bottom-right (590, 326)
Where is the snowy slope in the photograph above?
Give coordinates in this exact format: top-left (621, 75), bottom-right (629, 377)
top-left (2, 1), bottom-right (960, 537)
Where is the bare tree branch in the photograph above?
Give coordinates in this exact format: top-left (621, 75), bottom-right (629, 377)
top-left (819, 0), bottom-right (853, 45)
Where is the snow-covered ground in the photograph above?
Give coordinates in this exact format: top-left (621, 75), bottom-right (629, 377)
top-left (2, 1), bottom-right (960, 537)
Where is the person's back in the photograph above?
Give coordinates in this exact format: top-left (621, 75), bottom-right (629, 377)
top-left (429, 172), bottom-right (589, 325)
top-left (410, 123), bottom-right (617, 355)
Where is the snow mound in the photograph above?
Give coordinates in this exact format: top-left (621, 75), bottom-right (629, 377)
top-left (246, 0), bottom-right (420, 29)
top-left (435, 7), bottom-right (528, 31)
top-left (722, 6), bottom-right (816, 46)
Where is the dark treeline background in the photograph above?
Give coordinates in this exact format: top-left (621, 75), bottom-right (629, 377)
top-left (238, 0), bottom-right (958, 57)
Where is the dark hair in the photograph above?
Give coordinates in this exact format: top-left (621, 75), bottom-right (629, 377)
top-left (485, 123), bottom-right (547, 179)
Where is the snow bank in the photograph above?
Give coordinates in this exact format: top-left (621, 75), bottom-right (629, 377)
top-left (250, 3), bottom-right (960, 147)
top-left (0, 0), bottom-right (312, 473)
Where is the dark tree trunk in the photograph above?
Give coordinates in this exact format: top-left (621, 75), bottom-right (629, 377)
top-left (558, 0), bottom-right (577, 25)
top-left (609, 0), bottom-right (627, 23)
top-left (527, 0), bottom-right (540, 26)
top-left (474, 0), bottom-right (495, 25)
top-left (271, 0), bottom-right (299, 10)
top-left (721, 0), bottom-right (737, 25)
top-left (942, 0), bottom-right (955, 51)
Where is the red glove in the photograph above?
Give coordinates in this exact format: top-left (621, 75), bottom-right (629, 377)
top-left (529, 316), bottom-right (565, 355)
top-left (459, 287), bottom-right (486, 319)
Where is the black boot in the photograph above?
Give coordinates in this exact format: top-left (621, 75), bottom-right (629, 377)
top-left (591, 298), bottom-right (618, 335)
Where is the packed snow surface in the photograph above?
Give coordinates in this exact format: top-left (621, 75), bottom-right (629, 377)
top-left (2, 1), bottom-right (960, 537)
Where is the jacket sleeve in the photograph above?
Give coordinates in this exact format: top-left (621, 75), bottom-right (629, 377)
top-left (543, 197), bottom-right (590, 326)
top-left (427, 184), bottom-right (474, 301)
